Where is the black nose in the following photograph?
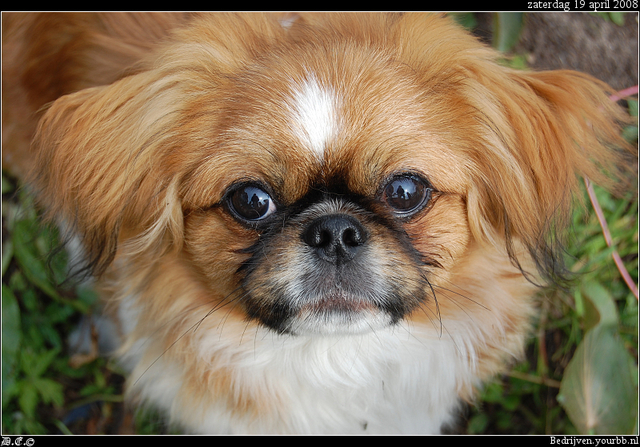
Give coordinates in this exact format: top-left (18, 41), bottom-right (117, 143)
top-left (302, 214), bottom-right (368, 265)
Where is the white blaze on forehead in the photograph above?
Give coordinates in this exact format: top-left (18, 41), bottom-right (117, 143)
top-left (289, 75), bottom-right (340, 159)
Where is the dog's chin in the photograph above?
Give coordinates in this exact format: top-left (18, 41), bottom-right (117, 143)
top-left (243, 279), bottom-right (411, 336)
top-left (284, 296), bottom-right (395, 336)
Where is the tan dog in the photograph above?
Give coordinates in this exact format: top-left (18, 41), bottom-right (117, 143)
top-left (2, 12), bottom-right (634, 433)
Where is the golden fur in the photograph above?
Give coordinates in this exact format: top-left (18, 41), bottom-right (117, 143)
top-left (2, 12), bottom-right (634, 433)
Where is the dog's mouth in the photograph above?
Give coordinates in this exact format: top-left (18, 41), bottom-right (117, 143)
top-left (302, 292), bottom-right (375, 314)
top-left (288, 292), bottom-right (394, 336)
top-left (244, 271), bottom-right (426, 336)
top-left (241, 252), bottom-right (428, 336)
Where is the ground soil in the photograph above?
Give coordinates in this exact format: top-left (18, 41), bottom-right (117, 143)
top-left (475, 12), bottom-right (638, 91)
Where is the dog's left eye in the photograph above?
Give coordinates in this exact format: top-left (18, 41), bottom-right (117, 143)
top-left (382, 174), bottom-right (432, 216)
top-left (228, 184), bottom-right (277, 222)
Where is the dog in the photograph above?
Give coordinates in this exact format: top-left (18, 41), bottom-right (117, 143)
top-left (2, 12), bottom-right (634, 434)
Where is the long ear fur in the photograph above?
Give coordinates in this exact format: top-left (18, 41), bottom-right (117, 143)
top-left (30, 75), bottom-right (186, 276)
top-left (465, 67), bottom-right (635, 284)
top-left (28, 13), bottom-right (290, 277)
top-left (392, 13), bottom-right (635, 285)
top-left (4, 13), bottom-right (194, 275)
top-left (2, 12), bottom-right (189, 179)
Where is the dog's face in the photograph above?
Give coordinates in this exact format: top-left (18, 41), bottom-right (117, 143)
top-left (178, 45), bottom-right (474, 335)
top-left (30, 13), bottom-right (629, 342)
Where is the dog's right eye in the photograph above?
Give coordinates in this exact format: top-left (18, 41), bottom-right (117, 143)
top-left (382, 174), bottom-right (433, 217)
top-left (227, 184), bottom-right (277, 222)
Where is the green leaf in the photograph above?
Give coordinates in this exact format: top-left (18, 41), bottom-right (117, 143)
top-left (589, 11), bottom-right (625, 26)
top-left (12, 219), bottom-right (61, 297)
top-left (492, 13), bottom-right (524, 53)
top-left (2, 172), bottom-right (15, 194)
top-left (17, 381), bottom-right (39, 418)
top-left (2, 285), bottom-right (22, 406)
top-left (608, 12), bottom-right (626, 26)
top-left (480, 381), bottom-right (504, 403)
top-left (53, 419), bottom-right (74, 435)
top-left (467, 412), bottom-right (489, 434)
top-left (29, 348), bottom-right (60, 378)
top-left (558, 325), bottom-right (638, 434)
top-left (623, 124), bottom-right (638, 144)
top-left (12, 218), bottom-right (89, 313)
top-left (580, 281), bottom-right (619, 332)
top-left (449, 12), bottom-right (477, 31)
top-left (32, 377), bottom-right (64, 407)
top-left (628, 99), bottom-right (638, 118)
top-left (2, 237), bottom-right (13, 276)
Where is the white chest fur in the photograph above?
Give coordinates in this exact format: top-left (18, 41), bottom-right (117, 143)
top-left (120, 303), bottom-right (475, 434)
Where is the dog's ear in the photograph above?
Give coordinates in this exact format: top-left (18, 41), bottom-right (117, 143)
top-left (31, 74), bottom-right (186, 276)
top-left (28, 13), bottom-right (293, 277)
top-left (464, 67), bottom-right (635, 284)
top-left (2, 12), bottom-right (190, 179)
top-left (392, 14), bottom-right (635, 284)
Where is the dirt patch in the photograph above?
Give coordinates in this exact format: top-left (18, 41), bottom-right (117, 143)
top-left (475, 12), bottom-right (638, 91)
